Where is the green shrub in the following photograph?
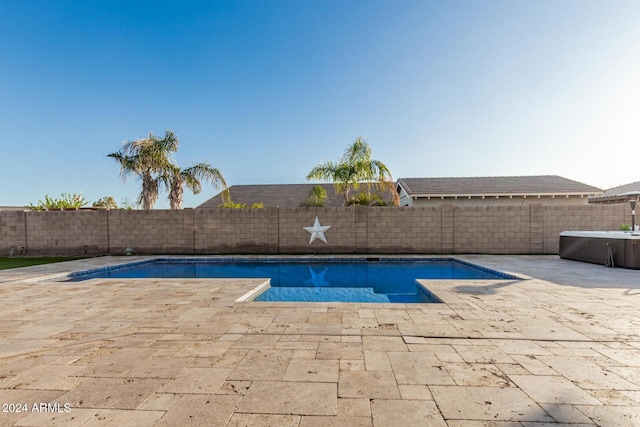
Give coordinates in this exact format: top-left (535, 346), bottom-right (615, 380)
top-left (620, 223), bottom-right (631, 231)
top-left (219, 201), bottom-right (264, 209)
top-left (346, 192), bottom-right (387, 206)
top-left (28, 193), bottom-right (88, 211)
top-left (300, 185), bottom-right (327, 207)
top-left (93, 196), bottom-right (118, 209)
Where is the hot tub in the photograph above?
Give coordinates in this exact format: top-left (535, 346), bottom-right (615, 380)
top-left (559, 231), bottom-right (640, 269)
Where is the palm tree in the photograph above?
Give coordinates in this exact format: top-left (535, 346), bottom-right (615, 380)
top-left (306, 137), bottom-right (399, 206)
top-left (166, 162), bottom-right (229, 209)
top-left (108, 130), bottom-right (178, 210)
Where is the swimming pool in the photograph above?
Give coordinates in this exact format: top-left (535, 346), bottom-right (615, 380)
top-left (67, 258), bottom-right (518, 304)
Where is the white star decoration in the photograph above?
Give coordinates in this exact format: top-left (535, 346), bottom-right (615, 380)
top-left (303, 216), bottom-right (331, 244)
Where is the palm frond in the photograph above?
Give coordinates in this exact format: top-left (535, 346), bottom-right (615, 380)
top-left (107, 152), bottom-right (138, 183)
top-left (371, 160), bottom-right (393, 182)
top-left (181, 162), bottom-right (227, 194)
top-left (342, 136), bottom-right (371, 163)
top-left (182, 173), bottom-right (202, 194)
top-left (306, 161), bottom-right (339, 182)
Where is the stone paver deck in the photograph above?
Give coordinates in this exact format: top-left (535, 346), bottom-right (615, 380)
top-left (0, 255), bottom-right (639, 426)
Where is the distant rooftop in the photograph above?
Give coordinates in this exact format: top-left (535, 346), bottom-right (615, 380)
top-left (197, 183), bottom-right (395, 208)
top-left (397, 175), bottom-right (602, 197)
top-left (0, 206), bottom-right (27, 211)
top-left (589, 180), bottom-right (640, 204)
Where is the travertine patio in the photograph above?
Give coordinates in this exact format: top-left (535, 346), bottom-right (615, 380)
top-left (0, 255), bottom-right (639, 426)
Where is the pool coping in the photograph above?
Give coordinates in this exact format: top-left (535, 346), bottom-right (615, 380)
top-left (235, 279), bottom-right (271, 302)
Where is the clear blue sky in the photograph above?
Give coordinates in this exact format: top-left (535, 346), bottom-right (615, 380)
top-left (2, 0), bottom-right (639, 208)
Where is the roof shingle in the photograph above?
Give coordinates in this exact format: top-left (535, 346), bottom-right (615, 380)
top-left (397, 175), bottom-right (602, 196)
top-left (588, 180), bottom-right (640, 204)
top-left (600, 180), bottom-right (640, 198)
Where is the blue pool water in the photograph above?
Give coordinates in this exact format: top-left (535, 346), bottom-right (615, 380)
top-left (67, 258), bottom-right (518, 304)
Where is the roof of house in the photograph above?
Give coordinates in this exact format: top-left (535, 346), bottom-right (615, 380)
top-left (197, 183), bottom-right (395, 208)
top-left (589, 180), bottom-right (640, 204)
top-left (0, 206), bottom-right (27, 211)
top-left (397, 175), bottom-right (602, 197)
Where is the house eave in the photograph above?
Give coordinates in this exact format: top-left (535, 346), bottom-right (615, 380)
top-left (589, 192), bottom-right (640, 204)
top-left (409, 192), bottom-right (601, 199)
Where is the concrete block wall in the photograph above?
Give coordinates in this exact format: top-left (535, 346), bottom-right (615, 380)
top-left (1, 204), bottom-right (634, 256)
top-left (441, 205), bottom-right (454, 253)
top-left (25, 210), bottom-right (108, 255)
top-left (367, 207), bottom-right (442, 253)
top-left (530, 205), bottom-right (544, 253)
top-left (354, 206), bottom-right (367, 253)
top-left (108, 209), bottom-right (193, 254)
top-left (0, 211), bottom-right (27, 255)
top-left (279, 207), bottom-right (358, 253)
top-left (452, 206), bottom-right (531, 254)
top-left (541, 204), bottom-right (628, 253)
top-left (195, 208), bottom-right (279, 253)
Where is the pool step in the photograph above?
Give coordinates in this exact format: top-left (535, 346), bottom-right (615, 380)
top-left (386, 292), bottom-right (433, 303)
